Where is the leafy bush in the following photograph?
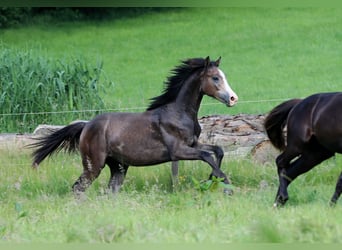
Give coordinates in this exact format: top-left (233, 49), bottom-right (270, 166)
top-left (0, 7), bottom-right (31, 28)
top-left (0, 8), bottom-right (174, 28)
top-left (0, 48), bottom-right (107, 133)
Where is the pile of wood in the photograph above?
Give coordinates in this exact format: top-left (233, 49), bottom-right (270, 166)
top-left (198, 114), bottom-right (278, 164)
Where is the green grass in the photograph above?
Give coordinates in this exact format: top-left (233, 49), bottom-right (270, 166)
top-left (1, 8), bottom-right (342, 243)
top-left (1, 147), bottom-right (342, 243)
top-left (1, 8), bottom-right (341, 120)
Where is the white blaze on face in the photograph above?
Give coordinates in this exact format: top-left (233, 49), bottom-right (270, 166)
top-left (218, 69), bottom-right (238, 107)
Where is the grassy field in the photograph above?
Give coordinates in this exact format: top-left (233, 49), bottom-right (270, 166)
top-left (1, 8), bottom-right (342, 243)
top-left (1, 147), bottom-right (342, 243)
top-left (1, 8), bottom-right (341, 117)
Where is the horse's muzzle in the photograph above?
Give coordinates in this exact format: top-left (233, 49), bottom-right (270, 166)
top-left (218, 92), bottom-right (238, 107)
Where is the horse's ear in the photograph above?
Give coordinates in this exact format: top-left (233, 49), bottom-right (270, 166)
top-left (203, 56), bottom-right (211, 71)
top-left (204, 56), bottom-right (210, 67)
top-left (215, 56), bottom-right (221, 66)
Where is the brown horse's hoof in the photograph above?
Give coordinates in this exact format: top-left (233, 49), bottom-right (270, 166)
top-left (223, 188), bottom-right (234, 195)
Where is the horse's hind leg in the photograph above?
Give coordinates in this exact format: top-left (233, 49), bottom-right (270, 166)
top-left (273, 138), bottom-right (305, 207)
top-left (330, 171), bottom-right (342, 205)
top-left (107, 158), bottom-right (129, 193)
top-left (275, 145), bottom-right (333, 207)
top-left (72, 153), bottom-right (106, 194)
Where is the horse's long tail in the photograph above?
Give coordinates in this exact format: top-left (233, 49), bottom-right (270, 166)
top-left (30, 122), bottom-right (87, 167)
top-left (264, 98), bottom-right (302, 151)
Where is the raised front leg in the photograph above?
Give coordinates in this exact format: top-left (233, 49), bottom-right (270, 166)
top-left (171, 144), bottom-right (227, 179)
top-left (169, 143), bottom-right (232, 194)
top-left (196, 143), bottom-right (231, 185)
top-left (197, 144), bottom-right (224, 167)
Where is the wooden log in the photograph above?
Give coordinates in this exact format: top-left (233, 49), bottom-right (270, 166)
top-left (198, 114), bottom-right (278, 164)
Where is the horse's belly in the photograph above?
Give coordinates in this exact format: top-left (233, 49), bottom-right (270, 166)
top-left (320, 139), bottom-right (342, 154)
top-left (108, 140), bottom-right (170, 166)
top-left (315, 121), bottom-right (342, 154)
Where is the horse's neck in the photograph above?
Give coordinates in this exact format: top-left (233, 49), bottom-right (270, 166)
top-left (175, 77), bottom-right (203, 118)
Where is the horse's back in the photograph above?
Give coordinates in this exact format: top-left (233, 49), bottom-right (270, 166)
top-left (290, 92), bottom-right (342, 120)
top-left (81, 112), bottom-right (157, 141)
top-left (286, 92), bottom-right (342, 152)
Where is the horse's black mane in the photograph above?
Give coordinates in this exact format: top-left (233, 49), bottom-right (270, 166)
top-left (147, 57), bottom-right (214, 111)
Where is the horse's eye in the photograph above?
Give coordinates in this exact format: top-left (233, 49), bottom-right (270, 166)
top-left (212, 76), bottom-right (219, 83)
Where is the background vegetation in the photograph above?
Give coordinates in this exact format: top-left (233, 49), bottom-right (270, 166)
top-left (0, 8), bottom-right (342, 243)
top-left (0, 48), bottom-right (106, 132)
top-left (1, 8), bottom-right (341, 133)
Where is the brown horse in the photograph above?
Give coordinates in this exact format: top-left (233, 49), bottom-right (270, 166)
top-left (264, 92), bottom-right (342, 206)
top-left (30, 57), bottom-right (238, 194)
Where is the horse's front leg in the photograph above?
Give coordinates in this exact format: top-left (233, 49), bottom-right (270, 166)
top-left (171, 161), bottom-right (179, 189)
top-left (196, 143), bottom-right (230, 183)
top-left (107, 160), bottom-right (129, 193)
top-left (196, 144), bottom-right (224, 167)
top-left (330, 171), bottom-right (342, 206)
top-left (169, 144), bottom-right (232, 194)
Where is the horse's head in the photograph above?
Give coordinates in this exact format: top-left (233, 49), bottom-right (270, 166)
top-left (200, 56), bottom-right (238, 107)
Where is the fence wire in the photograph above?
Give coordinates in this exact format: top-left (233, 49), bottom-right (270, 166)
top-left (0, 98), bottom-right (289, 117)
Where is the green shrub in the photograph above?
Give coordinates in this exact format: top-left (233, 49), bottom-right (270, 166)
top-left (0, 48), bottom-right (107, 133)
top-left (0, 8), bottom-right (173, 28)
top-left (0, 7), bottom-right (31, 28)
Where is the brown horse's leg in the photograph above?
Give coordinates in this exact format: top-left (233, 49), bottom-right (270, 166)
top-left (170, 144), bottom-right (232, 194)
top-left (171, 161), bottom-right (179, 189)
top-left (107, 159), bottom-right (129, 193)
top-left (198, 144), bottom-right (226, 182)
top-left (198, 144), bottom-right (224, 167)
top-left (72, 153), bottom-right (106, 194)
top-left (330, 172), bottom-right (342, 206)
top-left (275, 145), bottom-right (333, 207)
top-left (172, 146), bottom-right (222, 177)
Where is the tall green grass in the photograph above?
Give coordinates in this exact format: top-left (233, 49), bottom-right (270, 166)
top-left (0, 47), bottom-right (108, 132)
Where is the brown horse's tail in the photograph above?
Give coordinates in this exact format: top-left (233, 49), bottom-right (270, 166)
top-left (30, 122), bottom-right (87, 167)
top-left (264, 99), bottom-right (302, 151)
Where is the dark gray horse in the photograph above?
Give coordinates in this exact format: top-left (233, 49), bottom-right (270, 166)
top-left (30, 57), bottom-right (238, 194)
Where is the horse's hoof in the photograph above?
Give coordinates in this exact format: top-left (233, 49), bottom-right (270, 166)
top-left (223, 188), bottom-right (233, 195)
top-left (273, 194), bottom-right (288, 208)
top-left (329, 200), bottom-right (337, 207)
top-left (272, 201), bottom-right (286, 208)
